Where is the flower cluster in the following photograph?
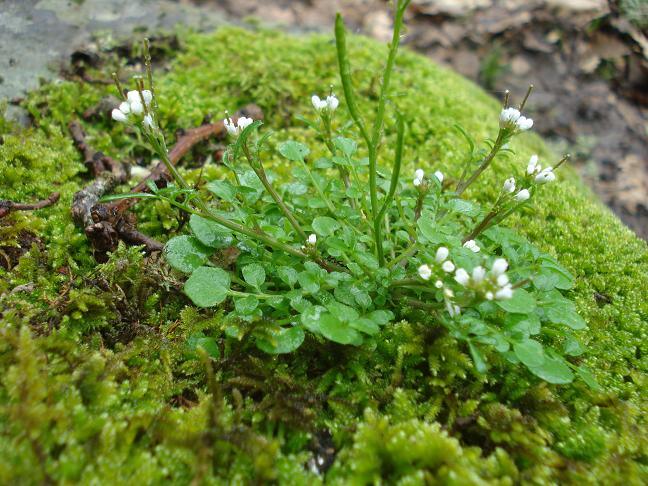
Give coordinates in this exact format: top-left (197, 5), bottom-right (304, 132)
top-left (453, 258), bottom-right (513, 300)
top-left (413, 169), bottom-right (443, 187)
top-left (527, 154), bottom-right (556, 184)
top-left (499, 107), bottom-right (533, 132)
top-left (418, 246), bottom-right (455, 282)
top-left (111, 89), bottom-right (154, 128)
top-left (312, 94), bottom-right (339, 112)
top-left (224, 114), bottom-right (254, 136)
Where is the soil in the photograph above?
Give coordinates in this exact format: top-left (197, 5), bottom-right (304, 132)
top-left (2, 0), bottom-right (647, 237)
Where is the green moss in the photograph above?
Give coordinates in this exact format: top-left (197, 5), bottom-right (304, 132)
top-left (0, 26), bottom-right (646, 484)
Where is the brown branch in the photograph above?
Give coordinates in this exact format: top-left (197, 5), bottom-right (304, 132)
top-left (0, 192), bottom-right (60, 219)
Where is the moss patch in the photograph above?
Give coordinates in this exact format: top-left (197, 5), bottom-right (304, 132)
top-left (0, 27), bottom-right (646, 484)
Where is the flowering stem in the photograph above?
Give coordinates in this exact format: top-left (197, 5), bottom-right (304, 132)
top-left (298, 159), bottom-right (336, 214)
top-left (456, 131), bottom-right (506, 195)
top-left (387, 241), bottom-right (418, 269)
top-left (375, 111), bottom-right (405, 234)
top-left (242, 143), bottom-right (307, 241)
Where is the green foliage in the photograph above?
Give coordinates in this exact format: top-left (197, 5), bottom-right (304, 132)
top-left (0, 19), bottom-right (646, 486)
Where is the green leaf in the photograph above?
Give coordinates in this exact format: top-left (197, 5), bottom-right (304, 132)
top-left (242, 263), bottom-right (265, 288)
top-left (277, 266), bottom-right (298, 288)
top-left (333, 137), bottom-right (357, 157)
top-left (563, 336), bottom-right (585, 356)
top-left (234, 295), bottom-right (259, 315)
top-left (300, 305), bottom-right (326, 333)
top-left (513, 339), bottom-right (545, 368)
top-left (319, 313), bottom-right (362, 345)
top-left (496, 288), bottom-right (536, 313)
top-left (297, 271), bottom-right (320, 294)
top-left (165, 235), bottom-right (212, 273)
top-left (327, 301), bottom-right (359, 322)
top-left (528, 353), bottom-right (574, 384)
top-left (256, 326), bottom-right (305, 354)
top-left (365, 310), bottom-right (394, 326)
top-left (577, 366), bottom-right (602, 391)
top-left (504, 313), bottom-right (541, 338)
top-left (312, 216), bottom-right (340, 236)
top-left (350, 318), bottom-right (380, 335)
top-left (206, 180), bottom-right (237, 202)
top-left (186, 334), bottom-right (220, 359)
top-left (189, 214), bottom-right (233, 249)
top-left (184, 266), bottom-right (230, 307)
top-left (468, 342), bottom-right (488, 373)
top-left (541, 291), bottom-right (587, 330)
top-left (536, 258), bottom-right (574, 290)
top-left (444, 198), bottom-right (480, 217)
top-left (278, 141), bottom-right (310, 161)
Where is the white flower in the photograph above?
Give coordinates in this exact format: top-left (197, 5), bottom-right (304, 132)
top-left (442, 260), bottom-right (455, 273)
top-left (514, 189), bottom-right (530, 202)
top-left (307, 233), bottom-right (317, 245)
top-left (516, 116), bottom-right (533, 131)
top-left (434, 170), bottom-right (444, 184)
top-left (443, 288), bottom-right (454, 298)
top-left (446, 301), bottom-right (461, 317)
top-left (472, 266), bottom-right (486, 284)
top-left (311, 95), bottom-right (328, 111)
top-left (224, 115), bottom-right (254, 136)
top-left (130, 165), bottom-right (150, 179)
top-left (497, 274), bottom-right (509, 286)
top-left (143, 114), bottom-right (154, 129)
top-left (141, 89), bottom-right (153, 106)
top-left (415, 169), bottom-right (425, 180)
top-left (435, 280), bottom-right (443, 289)
top-left (503, 177), bottom-right (516, 193)
top-left (224, 117), bottom-right (237, 136)
top-left (413, 177), bottom-right (422, 187)
top-left (495, 285), bottom-right (513, 300)
top-left (491, 258), bottom-right (508, 276)
top-left (499, 107), bottom-right (521, 128)
top-left (526, 154), bottom-right (540, 175)
top-left (485, 291), bottom-right (494, 300)
top-left (455, 268), bottom-right (470, 286)
top-left (111, 108), bottom-right (128, 123)
top-left (118, 101), bottom-right (131, 114)
top-left (130, 99), bottom-right (144, 115)
top-left (418, 264), bottom-right (432, 281)
top-left (463, 240), bottom-right (480, 253)
top-left (126, 90), bottom-right (141, 105)
top-left (435, 246), bottom-right (449, 263)
top-left (534, 167), bottom-right (556, 184)
top-left (237, 116), bottom-right (253, 131)
top-left (326, 95), bottom-right (339, 111)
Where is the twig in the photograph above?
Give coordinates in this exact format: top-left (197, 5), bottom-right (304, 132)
top-left (0, 192), bottom-right (60, 219)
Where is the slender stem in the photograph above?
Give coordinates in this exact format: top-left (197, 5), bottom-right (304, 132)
top-left (242, 144), bottom-right (307, 240)
top-left (387, 241), bottom-right (418, 269)
top-left (375, 111), bottom-right (405, 237)
top-left (299, 159), bottom-right (336, 214)
top-left (463, 209), bottom-right (498, 243)
top-left (456, 131), bottom-right (505, 195)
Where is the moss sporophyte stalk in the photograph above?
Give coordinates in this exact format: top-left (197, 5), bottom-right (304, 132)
top-left (101, 0), bottom-right (597, 389)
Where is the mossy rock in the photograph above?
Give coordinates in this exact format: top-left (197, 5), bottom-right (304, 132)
top-left (0, 26), bottom-right (646, 485)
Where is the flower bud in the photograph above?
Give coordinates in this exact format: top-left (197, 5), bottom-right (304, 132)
top-left (442, 260), bottom-right (455, 273)
top-left (455, 268), bottom-right (470, 286)
top-left (491, 258), bottom-right (508, 276)
top-left (514, 189), bottom-right (530, 202)
top-left (463, 240), bottom-right (480, 253)
top-left (503, 177), bottom-right (516, 193)
top-left (418, 264), bottom-right (432, 281)
top-left (111, 108), bottom-right (128, 123)
top-left (435, 246), bottom-right (449, 263)
top-left (434, 170), bottom-right (444, 184)
top-left (326, 95), bottom-right (339, 111)
top-left (307, 233), bottom-right (317, 245)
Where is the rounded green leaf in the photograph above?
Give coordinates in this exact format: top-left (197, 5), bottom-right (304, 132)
top-left (319, 313), bottom-right (362, 345)
top-left (496, 288), bottom-right (536, 314)
top-left (184, 266), bottom-right (230, 307)
top-left (189, 214), bottom-right (233, 248)
top-left (206, 180), bottom-right (237, 202)
top-left (312, 216), bottom-right (340, 236)
top-left (242, 263), bottom-right (265, 288)
top-left (164, 235), bottom-right (212, 273)
top-left (350, 318), bottom-right (380, 336)
top-left (256, 326), bottom-right (305, 354)
top-left (278, 141), bottom-right (310, 161)
top-left (513, 339), bottom-right (545, 368)
top-left (529, 354), bottom-right (574, 384)
top-left (186, 334), bottom-right (220, 359)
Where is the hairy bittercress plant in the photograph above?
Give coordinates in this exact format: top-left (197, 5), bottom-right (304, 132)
top-left (106, 3), bottom-right (598, 388)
